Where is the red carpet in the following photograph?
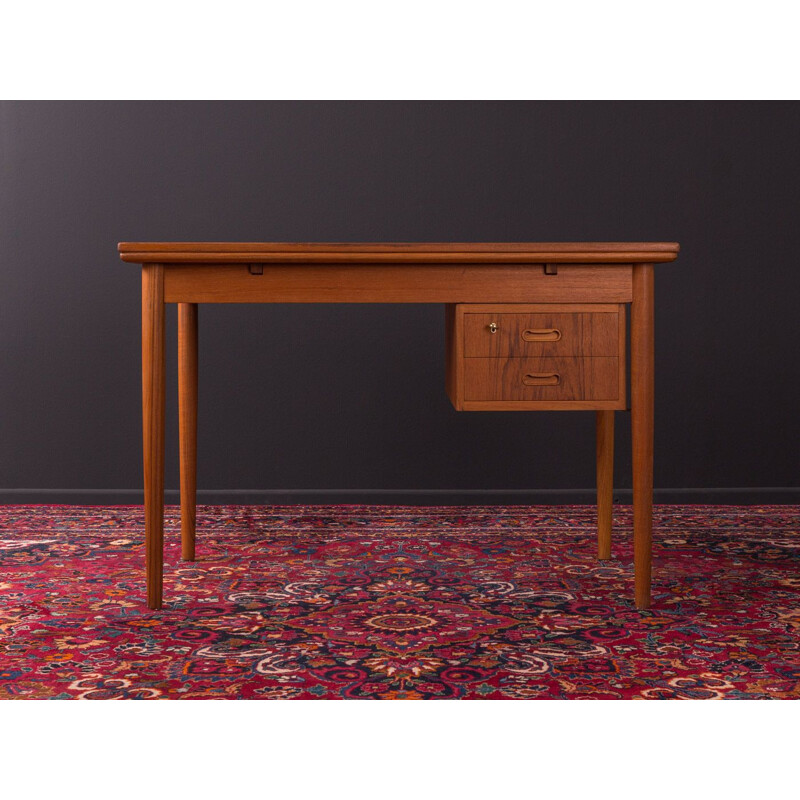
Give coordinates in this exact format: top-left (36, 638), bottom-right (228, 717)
top-left (0, 505), bottom-right (797, 699)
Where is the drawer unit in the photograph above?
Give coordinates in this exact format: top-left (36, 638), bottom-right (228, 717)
top-left (446, 303), bottom-right (626, 410)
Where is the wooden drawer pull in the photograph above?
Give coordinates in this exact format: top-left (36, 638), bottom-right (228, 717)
top-left (522, 372), bottom-right (560, 386)
top-left (521, 328), bottom-right (562, 342)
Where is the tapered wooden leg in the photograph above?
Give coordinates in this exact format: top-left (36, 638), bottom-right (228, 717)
top-left (142, 265), bottom-right (165, 609)
top-left (179, 303), bottom-right (198, 561)
top-left (596, 410), bottom-right (614, 560)
top-left (631, 264), bottom-right (655, 609)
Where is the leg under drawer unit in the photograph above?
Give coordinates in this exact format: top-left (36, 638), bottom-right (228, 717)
top-left (445, 303), bottom-right (626, 411)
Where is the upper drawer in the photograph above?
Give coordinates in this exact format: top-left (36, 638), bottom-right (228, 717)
top-left (463, 306), bottom-right (622, 358)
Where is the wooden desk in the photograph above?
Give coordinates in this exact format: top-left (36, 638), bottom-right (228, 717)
top-left (118, 242), bottom-right (679, 610)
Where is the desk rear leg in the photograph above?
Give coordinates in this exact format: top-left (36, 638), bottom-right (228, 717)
top-left (179, 303), bottom-right (198, 561)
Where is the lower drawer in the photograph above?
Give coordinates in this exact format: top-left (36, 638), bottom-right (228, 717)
top-left (464, 357), bottom-right (621, 403)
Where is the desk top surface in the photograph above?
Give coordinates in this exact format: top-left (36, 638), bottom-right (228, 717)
top-left (119, 242), bottom-right (679, 264)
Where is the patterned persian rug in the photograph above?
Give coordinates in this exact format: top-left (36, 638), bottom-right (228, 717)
top-left (0, 505), bottom-right (797, 700)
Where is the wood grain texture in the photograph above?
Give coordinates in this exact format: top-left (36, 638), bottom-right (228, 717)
top-left (464, 309), bottom-right (621, 358)
top-left (178, 303), bottom-right (198, 562)
top-left (162, 264), bottom-right (633, 303)
top-left (119, 241), bottom-right (680, 264)
top-left (141, 265), bottom-right (165, 610)
top-left (596, 410), bottom-right (615, 560)
top-left (447, 303), bottom-right (626, 410)
top-left (632, 264), bottom-right (655, 610)
top-left (464, 357), bottom-right (620, 402)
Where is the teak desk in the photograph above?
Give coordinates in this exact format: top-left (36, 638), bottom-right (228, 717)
top-left (118, 242), bottom-right (680, 611)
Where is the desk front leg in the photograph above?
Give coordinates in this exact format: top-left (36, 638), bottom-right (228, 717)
top-left (631, 264), bottom-right (654, 609)
top-left (142, 264), bottom-right (165, 609)
top-left (596, 410), bottom-right (614, 560)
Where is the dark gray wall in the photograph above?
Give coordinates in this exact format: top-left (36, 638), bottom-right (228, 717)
top-left (1, 101), bottom-right (798, 503)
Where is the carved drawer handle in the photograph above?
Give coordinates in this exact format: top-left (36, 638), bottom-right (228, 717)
top-left (521, 328), bottom-right (561, 342)
top-left (522, 372), bottom-right (560, 386)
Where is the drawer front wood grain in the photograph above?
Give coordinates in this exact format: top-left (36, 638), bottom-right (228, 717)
top-left (464, 308), bottom-right (620, 358)
top-left (464, 357), bottom-right (620, 402)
